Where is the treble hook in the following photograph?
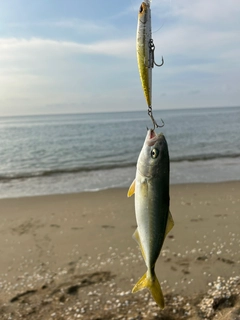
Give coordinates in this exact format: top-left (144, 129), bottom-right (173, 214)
top-left (149, 39), bottom-right (164, 67)
top-left (147, 39), bottom-right (165, 129)
top-left (148, 105), bottom-right (164, 129)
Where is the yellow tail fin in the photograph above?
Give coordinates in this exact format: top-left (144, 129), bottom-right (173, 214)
top-left (132, 271), bottom-right (165, 309)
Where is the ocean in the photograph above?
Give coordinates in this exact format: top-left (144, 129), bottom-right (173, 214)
top-left (0, 107), bottom-right (239, 199)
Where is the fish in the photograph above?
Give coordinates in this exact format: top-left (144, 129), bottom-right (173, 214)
top-left (136, 1), bottom-right (153, 107)
top-left (127, 129), bottom-right (174, 309)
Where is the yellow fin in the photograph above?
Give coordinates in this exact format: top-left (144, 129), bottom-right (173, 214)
top-left (132, 271), bottom-right (165, 309)
top-left (164, 211), bottom-right (174, 239)
top-left (127, 179), bottom-right (135, 197)
top-left (132, 229), bottom-right (146, 263)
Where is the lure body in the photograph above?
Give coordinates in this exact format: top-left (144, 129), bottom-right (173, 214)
top-left (136, 1), bottom-right (153, 107)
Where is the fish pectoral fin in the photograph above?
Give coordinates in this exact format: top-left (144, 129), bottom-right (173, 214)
top-left (132, 271), bottom-right (165, 309)
top-left (164, 210), bottom-right (174, 239)
top-left (127, 179), bottom-right (136, 197)
top-left (132, 228), bottom-right (146, 263)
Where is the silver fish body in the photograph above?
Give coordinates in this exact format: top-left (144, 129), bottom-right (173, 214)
top-left (128, 129), bottom-right (174, 308)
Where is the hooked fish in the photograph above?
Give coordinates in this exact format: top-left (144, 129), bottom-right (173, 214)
top-left (136, 1), bottom-right (163, 109)
top-left (127, 129), bottom-right (174, 309)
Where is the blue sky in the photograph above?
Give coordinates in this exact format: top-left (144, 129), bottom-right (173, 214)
top-left (0, 0), bottom-right (240, 116)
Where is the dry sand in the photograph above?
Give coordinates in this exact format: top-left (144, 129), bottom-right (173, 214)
top-left (0, 182), bottom-right (239, 319)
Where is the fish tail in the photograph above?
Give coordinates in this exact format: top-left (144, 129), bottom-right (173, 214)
top-left (132, 270), bottom-right (165, 309)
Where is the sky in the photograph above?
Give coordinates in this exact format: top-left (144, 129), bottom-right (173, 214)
top-left (0, 0), bottom-right (240, 116)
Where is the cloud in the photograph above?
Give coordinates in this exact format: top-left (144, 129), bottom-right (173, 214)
top-left (146, 0), bottom-right (240, 109)
top-left (149, 0), bottom-right (240, 84)
top-left (0, 36), bottom-right (138, 115)
top-left (0, 37), bottom-right (134, 59)
top-left (0, 0), bottom-right (240, 115)
top-left (52, 19), bottom-right (116, 35)
top-left (8, 19), bottom-right (117, 39)
top-left (169, 0), bottom-right (240, 25)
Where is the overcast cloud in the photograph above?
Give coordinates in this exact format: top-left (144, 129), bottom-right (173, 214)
top-left (0, 0), bottom-right (239, 116)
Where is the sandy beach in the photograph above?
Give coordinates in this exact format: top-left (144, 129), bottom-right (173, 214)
top-left (0, 181), bottom-right (239, 319)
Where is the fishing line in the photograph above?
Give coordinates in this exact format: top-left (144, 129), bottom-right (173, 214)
top-left (152, 22), bottom-right (165, 34)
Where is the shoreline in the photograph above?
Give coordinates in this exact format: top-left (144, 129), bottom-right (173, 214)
top-left (1, 179), bottom-right (240, 200)
top-left (1, 154), bottom-right (240, 199)
top-left (0, 181), bottom-right (239, 319)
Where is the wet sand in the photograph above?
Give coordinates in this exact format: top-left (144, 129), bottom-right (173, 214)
top-left (0, 182), bottom-right (240, 319)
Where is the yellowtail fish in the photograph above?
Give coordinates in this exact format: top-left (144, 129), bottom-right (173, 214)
top-left (127, 129), bottom-right (174, 309)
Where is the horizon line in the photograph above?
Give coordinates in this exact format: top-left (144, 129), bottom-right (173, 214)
top-left (0, 105), bottom-right (239, 118)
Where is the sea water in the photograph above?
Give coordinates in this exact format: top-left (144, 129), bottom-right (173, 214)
top-left (0, 107), bottom-right (239, 198)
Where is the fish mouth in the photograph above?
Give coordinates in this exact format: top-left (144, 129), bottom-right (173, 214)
top-left (146, 129), bottom-right (158, 146)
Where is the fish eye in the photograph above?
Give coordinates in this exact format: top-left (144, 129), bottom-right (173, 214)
top-left (139, 4), bottom-right (143, 13)
top-left (151, 148), bottom-right (159, 159)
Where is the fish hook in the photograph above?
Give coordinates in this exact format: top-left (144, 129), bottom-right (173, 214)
top-left (148, 105), bottom-right (164, 129)
top-left (149, 39), bottom-right (164, 67)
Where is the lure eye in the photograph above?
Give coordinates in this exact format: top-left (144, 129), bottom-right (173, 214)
top-left (139, 4), bottom-right (143, 13)
top-left (151, 148), bottom-right (159, 159)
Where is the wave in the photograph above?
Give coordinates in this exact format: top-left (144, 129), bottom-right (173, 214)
top-left (171, 153), bottom-right (240, 163)
top-left (0, 162), bottom-right (137, 182)
top-left (1, 153), bottom-right (239, 182)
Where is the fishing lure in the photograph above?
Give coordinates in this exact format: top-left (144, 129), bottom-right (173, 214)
top-left (136, 1), bottom-right (164, 128)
